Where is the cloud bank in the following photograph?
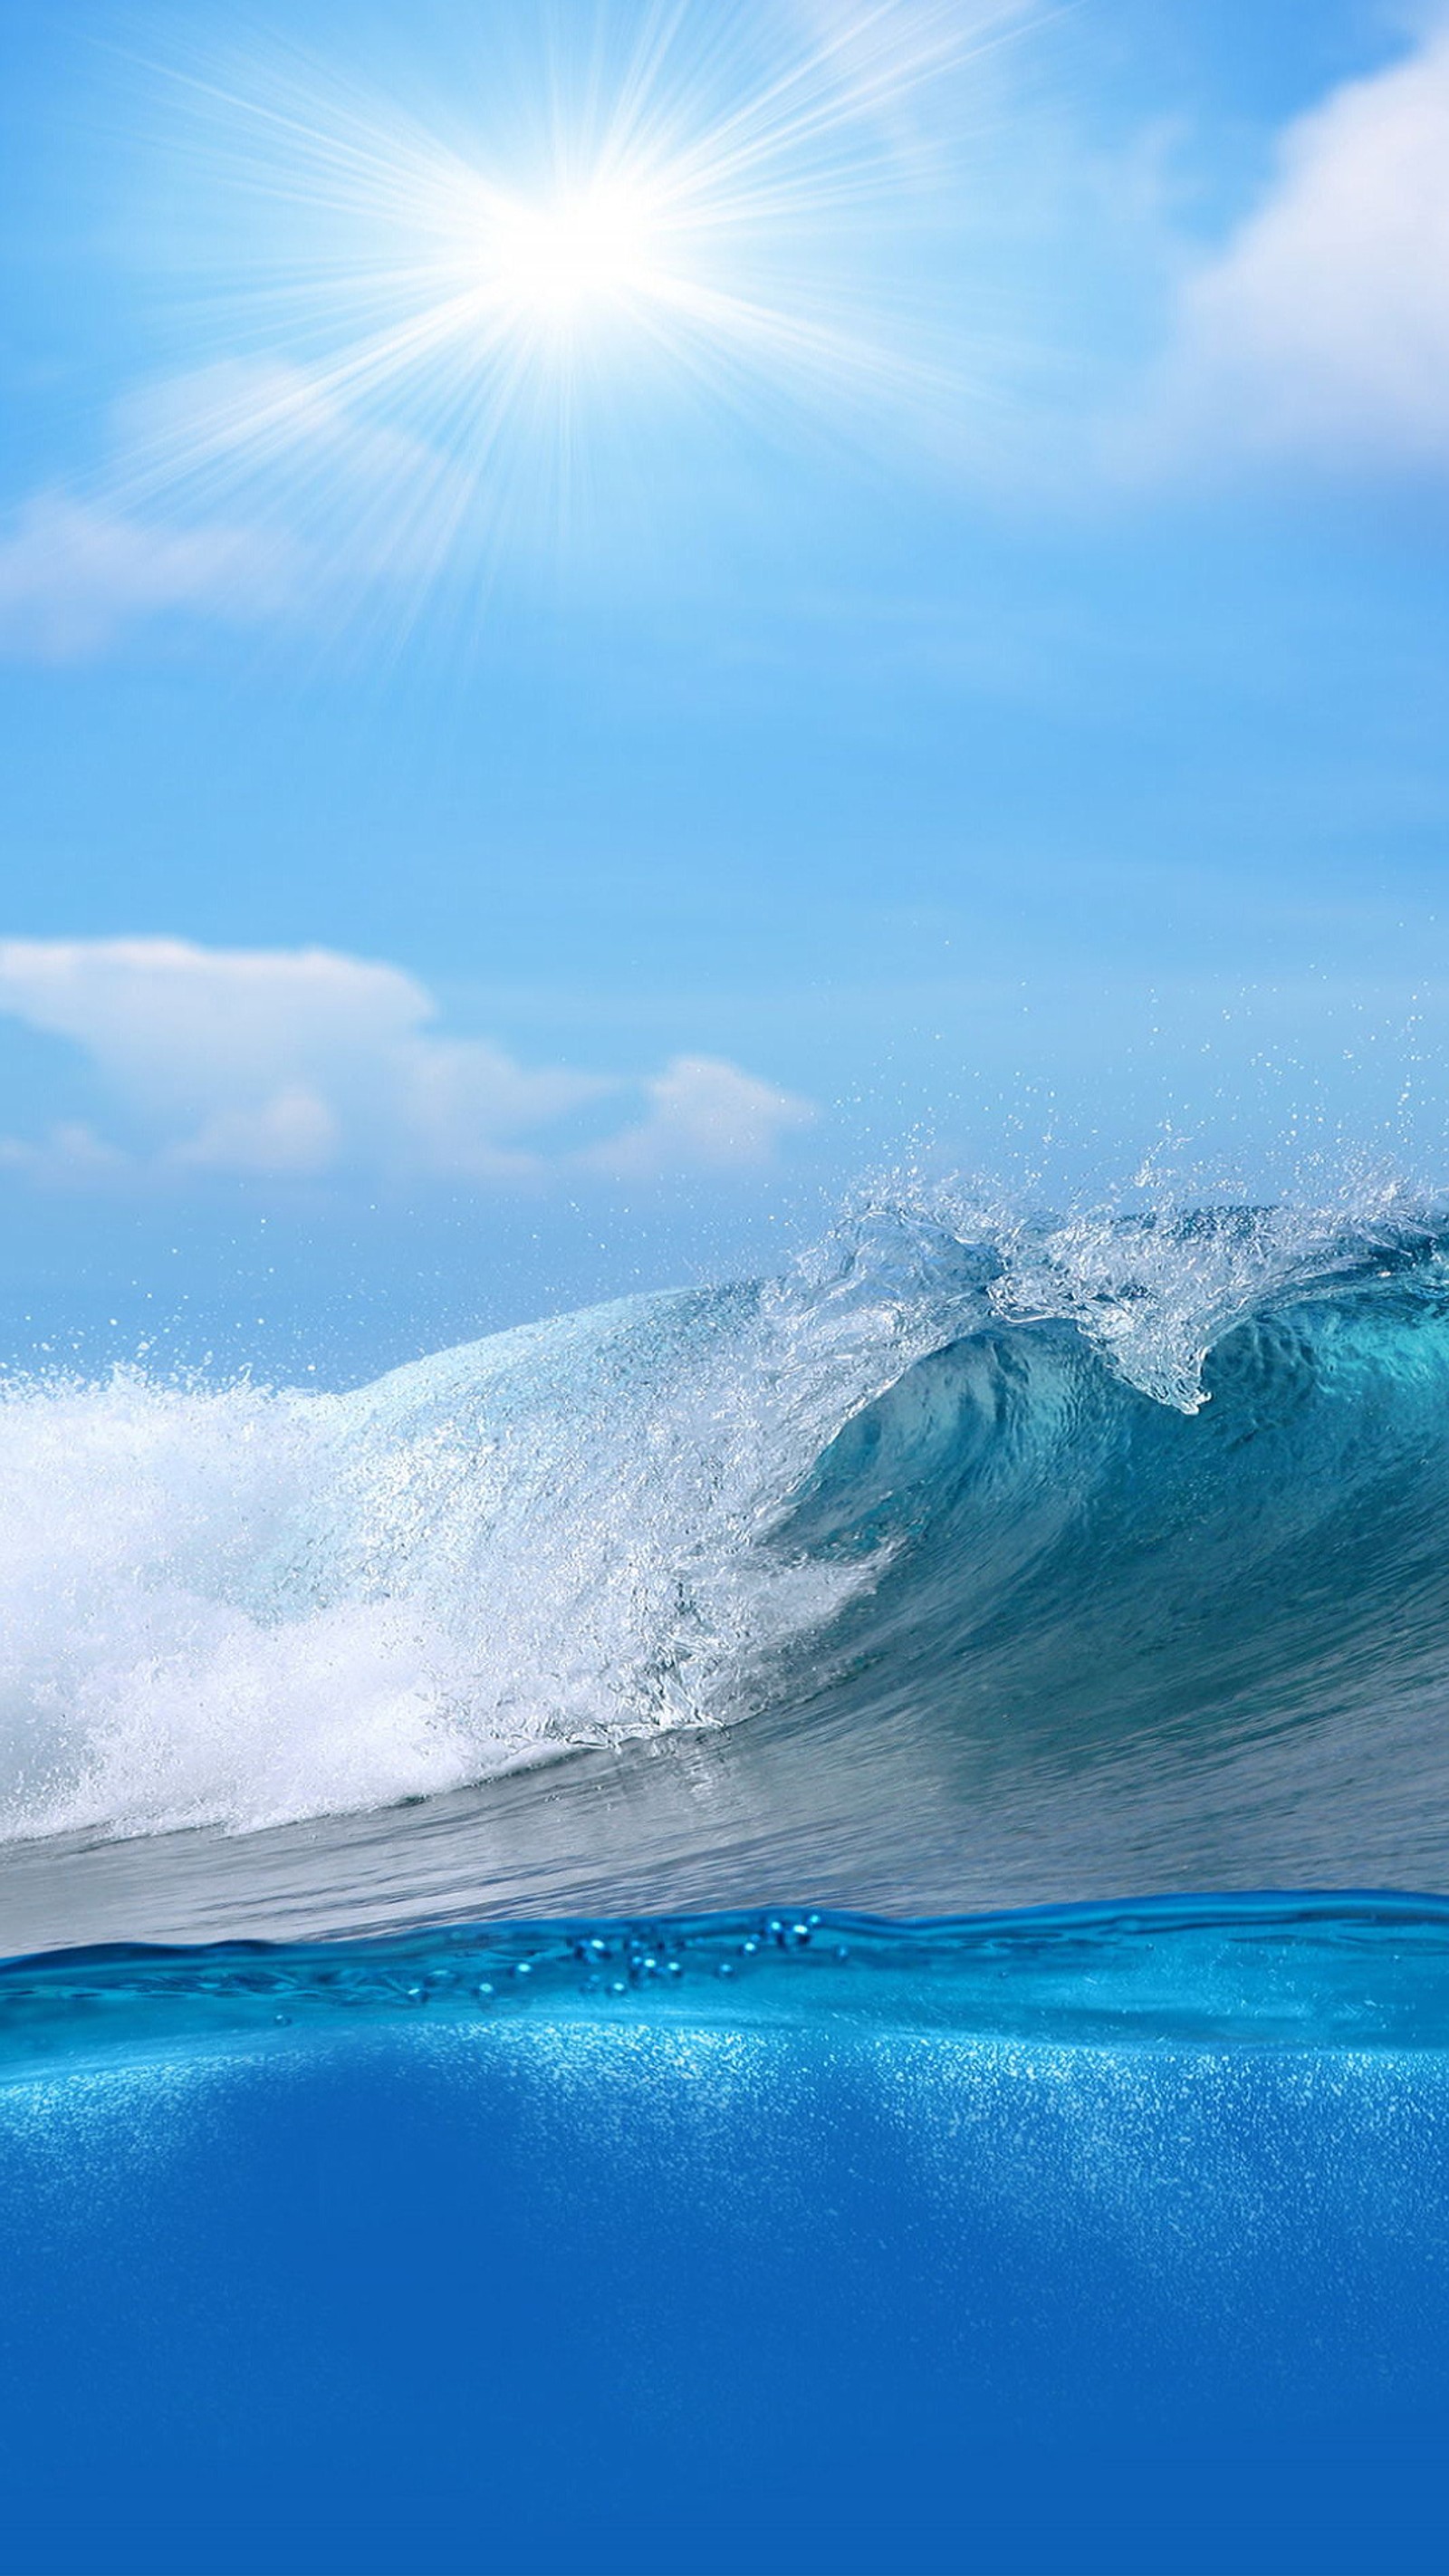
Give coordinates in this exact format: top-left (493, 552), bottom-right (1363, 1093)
top-left (0, 938), bottom-right (812, 1186)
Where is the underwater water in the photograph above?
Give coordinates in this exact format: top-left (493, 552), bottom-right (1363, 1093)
top-left (4, 1898), bottom-right (1449, 2575)
top-left (5, 1190), bottom-right (1449, 2571)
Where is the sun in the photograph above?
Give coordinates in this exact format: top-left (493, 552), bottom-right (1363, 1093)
top-left (484, 178), bottom-right (665, 329)
top-left (127, 3), bottom-right (1028, 594)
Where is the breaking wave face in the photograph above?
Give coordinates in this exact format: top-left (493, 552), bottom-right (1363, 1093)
top-left (8, 1173), bottom-right (1449, 1937)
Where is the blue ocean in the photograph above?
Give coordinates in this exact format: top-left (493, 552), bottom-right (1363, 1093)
top-left (5, 1193), bottom-right (1449, 2572)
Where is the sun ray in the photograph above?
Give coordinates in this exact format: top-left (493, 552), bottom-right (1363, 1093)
top-left (113, 1), bottom-right (1037, 620)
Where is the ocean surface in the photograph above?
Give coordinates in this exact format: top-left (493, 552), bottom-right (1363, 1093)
top-left (5, 1189), bottom-right (1449, 2571)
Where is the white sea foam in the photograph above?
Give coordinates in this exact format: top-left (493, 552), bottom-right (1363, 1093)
top-left (1, 1177), bottom-right (1441, 1847)
top-left (0, 1370), bottom-right (457, 1840)
top-left (823, 1163), bottom-right (1440, 1409)
top-left (0, 1253), bottom-right (975, 1843)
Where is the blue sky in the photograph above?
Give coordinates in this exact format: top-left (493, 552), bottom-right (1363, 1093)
top-left (1, 0), bottom-right (1447, 1375)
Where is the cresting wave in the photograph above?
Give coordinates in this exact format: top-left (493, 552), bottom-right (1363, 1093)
top-left (5, 1177), bottom-right (1449, 1932)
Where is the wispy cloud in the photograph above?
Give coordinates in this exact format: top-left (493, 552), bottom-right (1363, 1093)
top-left (589, 1053), bottom-right (815, 1177)
top-left (0, 937), bottom-right (812, 1185)
top-left (0, 353), bottom-right (470, 663)
top-left (0, 494), bottom-right (289, 661)
top-left (1142, 17), bottom-right (1449, 476)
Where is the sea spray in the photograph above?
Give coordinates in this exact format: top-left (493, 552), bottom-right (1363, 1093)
top-left (4, 1178), bottom-right (1449, 1876)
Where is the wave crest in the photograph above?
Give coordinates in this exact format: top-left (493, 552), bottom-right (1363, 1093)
top-left (4, 1175), bottom-right (1449, 1852)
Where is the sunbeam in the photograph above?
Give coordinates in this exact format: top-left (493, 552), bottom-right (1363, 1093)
top-left (112, 0), bottom-right (1034, 612)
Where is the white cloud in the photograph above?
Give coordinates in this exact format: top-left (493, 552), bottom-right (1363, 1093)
top-left (0, 494), bottom-right (288, 661)
top-left (0, 938), bottom-right (813, 1186)
top-left (168, 1085), bottom-right (341, 1177)
top-left (398, 1036), bottom-right (611, 1181)
top-left (0, 939), bottom-right (434, 1166)
top-left (0, 1120), bottom-right (131, 1182)
top-left (591, 1053), bottom-right (815, 1177)
top-left (0, 359), bottom-right (464, 661)
top-left (1148, 20), bottom-right (1449, 472)
top-left (118, 360), bottom-right (472, 579)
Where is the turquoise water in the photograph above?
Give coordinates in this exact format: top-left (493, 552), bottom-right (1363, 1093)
top-left (6, 1200), bottom-right (1449, 2570)
top-left (9, 1893), bottom-right (1449, 2068)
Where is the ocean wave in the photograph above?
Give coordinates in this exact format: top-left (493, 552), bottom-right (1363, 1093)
top-left (4, 1176), bottom-right (1449, 1873)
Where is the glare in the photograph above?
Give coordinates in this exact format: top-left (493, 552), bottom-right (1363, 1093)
top-left (123, 3), bottom-right (1034, 603)
top-left (485, 179), bottom-right (664, 326)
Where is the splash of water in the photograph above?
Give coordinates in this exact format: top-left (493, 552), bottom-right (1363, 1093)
top-left (2, 1172), bottom-right (1447, 1854)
